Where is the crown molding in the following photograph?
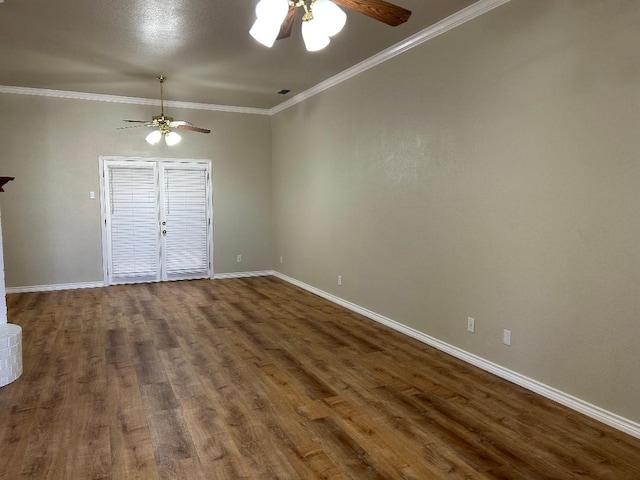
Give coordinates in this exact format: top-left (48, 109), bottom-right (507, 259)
top-left (0, 0), bottom-right (510, 117)
top-left (269, 0), bottom-right (512, 115)
top-left (0, 85), bottom-right (271, 116)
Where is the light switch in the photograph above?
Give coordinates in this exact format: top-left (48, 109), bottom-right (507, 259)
top-left (89, 191), bottom-right (95, 199)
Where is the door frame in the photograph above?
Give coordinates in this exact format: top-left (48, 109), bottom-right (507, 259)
top-left (98, 156), bottom-right (214, 286)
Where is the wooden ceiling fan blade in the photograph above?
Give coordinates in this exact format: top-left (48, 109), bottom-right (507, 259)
top-left (0, 177), bottom-right (15, 193)
top-left (276, 6), bottom-right (297, 40)
top-left (332, 0), bottom-right (411, 26)
top-left (176, 125), bottom-right (211, 134)
top-left (117, 123), bottom-right (153, 130)
top-left (122, 119), bottom-right (151, 123)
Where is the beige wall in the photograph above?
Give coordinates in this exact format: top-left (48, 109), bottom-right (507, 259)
top-left (0, 94), bottom-right (273, 287)
top-left (272, 0), bottom-right (640, 423)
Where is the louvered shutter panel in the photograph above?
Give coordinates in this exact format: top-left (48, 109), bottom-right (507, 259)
top-left (162, 166), bottom-right (210, 280)
top-left (108, 165), bottom-right (159, 283)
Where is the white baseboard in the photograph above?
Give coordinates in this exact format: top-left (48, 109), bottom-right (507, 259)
top-left (212, 270), bottom-right (275, 280)
top-left (5, 270), bottom-right (276, 293)
top-left (6, 281), bottom-right (105, 294)
top-left (272, 271), bottom-right (640, 440)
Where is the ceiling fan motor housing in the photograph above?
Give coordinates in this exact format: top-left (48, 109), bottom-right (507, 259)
top-left (152, 115), bottom-right (174, 124)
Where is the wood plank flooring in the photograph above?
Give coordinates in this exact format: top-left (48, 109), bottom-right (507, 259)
top-left (1, 276), bottom-right (639, 479)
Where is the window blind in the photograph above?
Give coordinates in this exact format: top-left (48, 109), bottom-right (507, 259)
top-left (108, 165), bottom-right (159, 282)
top-left (162, 166), bottom-right (210, 279)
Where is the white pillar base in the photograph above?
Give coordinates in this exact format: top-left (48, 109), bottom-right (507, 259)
top-left (0, 324), bottom-right (22, 387)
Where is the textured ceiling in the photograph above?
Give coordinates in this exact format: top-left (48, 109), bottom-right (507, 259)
top-left (0, 0), bottom-right (479, 109)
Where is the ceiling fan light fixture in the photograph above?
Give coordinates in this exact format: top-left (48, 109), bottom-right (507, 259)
top-left (311, 0), bottom-right (346, 37)
top-left (121, 76), bottom-right (210, 144)
top-left (146, 129), bottom-right (162, 145)
top-left (247, 0), bottom-right (411, 51)
top-left (301, 18), bottom-right (330, 51)
top-left (164, 131), bottom-right (182, 146)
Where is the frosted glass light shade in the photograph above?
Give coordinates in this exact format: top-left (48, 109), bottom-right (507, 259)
top-left (146, 129), bottom-right (162, 145)
top-left (250, 18), bottom-right (281, 48)
top-left (164, 131), bottom-right (182, 146)
top-left (255, 0), bottom-right (289, 23)
top-left (312, 0), bottom-right (346, 37)
top-left (301, 19), bottom-right (330, 51)
top-left (250, 0), bottom-right (289, 48)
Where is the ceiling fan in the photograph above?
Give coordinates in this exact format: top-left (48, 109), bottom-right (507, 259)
top-left (120, 75), bottom-right (210, 146)
top-left (250, 0), bottom-right (411, 51)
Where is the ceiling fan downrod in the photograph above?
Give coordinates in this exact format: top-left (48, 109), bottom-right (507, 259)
top-left (152, 75), bottom-right (174, 125)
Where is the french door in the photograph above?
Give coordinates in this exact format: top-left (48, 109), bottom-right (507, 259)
top-left (100, 157), bottom-right (213, 285)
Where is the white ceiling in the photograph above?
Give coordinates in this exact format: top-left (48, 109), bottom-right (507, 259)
top-left (0, 0), bottom-right (480, 110)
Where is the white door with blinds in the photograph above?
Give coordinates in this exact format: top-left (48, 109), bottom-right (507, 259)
top-left (100, 157), bottom-right (213, 285)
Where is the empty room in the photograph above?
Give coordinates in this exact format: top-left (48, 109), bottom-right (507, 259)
top-left (0, 0), bottom-right (639, 478)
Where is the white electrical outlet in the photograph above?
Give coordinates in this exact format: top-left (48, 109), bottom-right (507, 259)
top-left (467, 317), bottom-right (475, 333)
top-left (337, 275), bottom-right (342, 286)
top-left (503, 329), bottom-right (512, 346)
top-left (237, 255), bottom-right (242, 263)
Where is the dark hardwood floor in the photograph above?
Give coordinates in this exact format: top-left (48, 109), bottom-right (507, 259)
top-left (1, 276), bottom-right (639, 479)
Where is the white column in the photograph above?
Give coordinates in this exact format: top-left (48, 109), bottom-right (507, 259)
top-left (0, 204), bottom-right (6, 325)
top-left (0, 202), bottom-right (21, 387)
